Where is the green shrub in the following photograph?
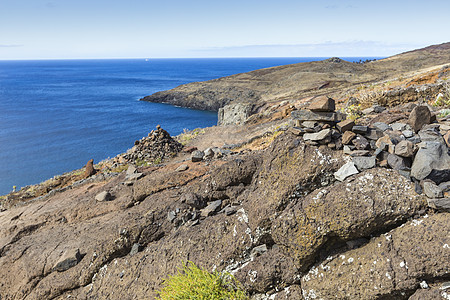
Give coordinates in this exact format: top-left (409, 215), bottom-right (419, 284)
top-left (157, 261), bottom-right (248, 300)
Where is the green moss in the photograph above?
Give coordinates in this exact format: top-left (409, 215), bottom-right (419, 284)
top-left (157, 261), bottom-right (248, 300)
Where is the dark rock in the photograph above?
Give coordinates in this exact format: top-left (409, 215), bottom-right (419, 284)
top-left (349, 150), bottom-right (371, 157)
top-left (336, 119), bottom-right (355, 133)
top-left (387, 153), bottom-right (411, 170)
top-left (364, 128), bottom-right (384, 140)
top-left (422, 180), bottom-right (443, 198)
top-left (181, 193), bottom-right (205, 209)
top-left (427, 197), bottom-right (450, 211)
top-left (200, 200), bottom-right (222, 217)
top-left (352, 125), bottom-right (369, 134)
top-left (372, 122), bottom-right (391, 132)
top-left (408, 105), bottom-right (432, 132)
top-left (425, 169), bottom-right (450, 185)
top-left (191, 150), bottom-right (204, 162)
top-left (411, 141), bottom-right (450, 180)
top-left (352, 135), bottom-right (369, 150)
top-left (390, 122), bottom-right (408, 131)
top-left (53, 249), bottom-right (82, 272)
top-left (352, 156), bottom-right (376, 171)
top-left (373, 105), bottom-right (386, 113)
top-left (419, 124), bottom-right (443, 142)
top-left (308, 96), bottom-right (335, 112)
top-left (291, 110), bottom-right (338, 122)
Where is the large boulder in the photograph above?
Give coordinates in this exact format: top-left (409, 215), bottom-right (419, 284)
top-left (411, 141), bottom-right (450, 181)
top-left (218, 103), bottom-right (254, 125)
top-left (301, 213), bottom-right (450, 299)
top-left (272, 168), bottom-right (426, 271)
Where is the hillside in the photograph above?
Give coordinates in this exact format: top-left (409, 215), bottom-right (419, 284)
top-left (0, 43), bottom-right (450, 299)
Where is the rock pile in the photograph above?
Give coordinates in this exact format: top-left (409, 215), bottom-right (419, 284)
top-left (291, 98), bottom-right (450, 211)
top-left (122, 125), bottom-right (183, 164)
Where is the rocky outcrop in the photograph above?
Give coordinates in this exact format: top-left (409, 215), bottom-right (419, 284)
top-left (218, 102), bottom-right (255, 125)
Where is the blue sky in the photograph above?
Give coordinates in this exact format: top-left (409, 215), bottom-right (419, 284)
top-left (1, 0), bottom-right (449, 59)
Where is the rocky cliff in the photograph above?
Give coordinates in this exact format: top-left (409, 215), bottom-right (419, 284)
top-left (1, 43), bottom-right (450, 300)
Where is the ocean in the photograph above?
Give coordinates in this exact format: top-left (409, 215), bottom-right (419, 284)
top-left (0, 57), bottom-right (379, 195)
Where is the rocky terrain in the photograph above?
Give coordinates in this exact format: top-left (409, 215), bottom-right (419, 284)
top-left (1, 43), bottom-right (450, 299)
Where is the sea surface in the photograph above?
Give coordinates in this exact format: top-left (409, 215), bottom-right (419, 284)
top-left (0, 57), bottom-right (380, 195)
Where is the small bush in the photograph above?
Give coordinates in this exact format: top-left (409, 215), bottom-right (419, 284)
top-left (157, 261), bottom-right (248, 300)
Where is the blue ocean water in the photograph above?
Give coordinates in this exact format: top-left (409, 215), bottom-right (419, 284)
top-left (0, 57), bottom-right (380, 195)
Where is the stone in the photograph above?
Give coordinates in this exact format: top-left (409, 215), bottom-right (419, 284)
top-left (95, 191), bottom-right (112, 202)
top-left (425, 169), bottom-right (450, 185)
top-left (334, 161), bottom-right (359, 181)
top-left (349, 150), bottom-right (371, 157)
top-left (411, 141), bottom-right (450, 180)
top-left (336, 119), bottom-right (355, 133)
top-left (126, 165), bottom-right (137, 176)
top-left (352, 135), bottom-right (369, 150)
top-left (84, 159), bottom-right (95, 178)
top-left (287, 127), bottom-right (304, 136)
top-left (352, 156), bottom-right (376, 171)
top-left (53, 249), bottom-right (82, 272)
top-left (200, 200), bottom-right (222, 217)
top-left (250, 244), bottom-right (268, 259)
top-left (341, 131), bottom-right (356, 144)
top-left (419, 124), bottom-right (443, 142)
top-left (390, 122), bottom-right (408, 131)
top-left (204, 148), bottom-right (214, 159)
top-left (129, 243), bottom-right (143, 256)
top-left (439, 181), bottom-right (450, 193)
top-left (402, 130), bottom-right (414, 138)
top-left (394, 140), bottom-right (415, 157)
top-left (291, 109), bottom-right (337, 122)
top-left (308, 96), bottom-right (335, 112)
top-left (387, 153), bottom-right (411, 171)
top-left (224, 206), bottom-right (237, 216)
top-left (352, 125), bottom-right (369, 134)
top-left (364, 128), bottom-right (384, 140)
top-left (422, 180), bottom-right (443, 198)
top-left (373, 105), bottom-right (386, 113)
top-left (175, 164), bottom-right (189, 172)
top-left (181, 193), bottom-right (205, 209)
top-left (376, 135), bottom-right (396, 153)
top-left (427, 197), bottom-right (450, 211)
top-left (191, 150), bottom-right (204, 162)
top-left (372, 122), bottom-right (391, 132)
top-left (182, 146), bottom-right (197, 153)
top-left (301, 121), bottom-right (318, 128)
top-left (126, 173), bottom-right (144, 181)
top-left (361, 107), bottom-right (374, 114)
top-left (303, 129), bottom-right (331, 142)
top-left (167, 211), bottom-right (176, 222)
top-left (408, 105), bottom-right (432, 132)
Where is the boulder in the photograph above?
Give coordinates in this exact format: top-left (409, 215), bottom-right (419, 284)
top-left (422, 180), bottom-right (443, 198)
top-left (352, 125), bottom-right (369, 134)
top-left (411, 141), bottom-right (450, 180)
top-left (352, 135), bottom-right (369, 150)
top-left (334, 161), bottom-right (359, 181)
top-left (408, 105), bottom-right (432, 132)
top-left (372, 122), bottom-right (391, 132)
top-left (308, 96), bottom-right (335, 112)
top-left (387, 153), bottom-right (411, 171)
top-left (300, 213), bottom-right (449, 299)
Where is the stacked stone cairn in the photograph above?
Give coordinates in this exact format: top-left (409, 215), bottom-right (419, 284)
top-left (122, 125), bottom-right (183, 163)
top-left (291, 96), bottom-right (450, 211)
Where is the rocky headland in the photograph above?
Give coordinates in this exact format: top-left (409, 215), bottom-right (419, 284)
top-left (1, 42), bottom-right (450, 299)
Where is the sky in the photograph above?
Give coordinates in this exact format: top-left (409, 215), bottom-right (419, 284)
top-left (0, 0), bottom-right (449, 60)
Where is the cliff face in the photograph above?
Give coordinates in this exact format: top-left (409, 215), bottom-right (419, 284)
top-left (1, 43), bottom-right (450, 300)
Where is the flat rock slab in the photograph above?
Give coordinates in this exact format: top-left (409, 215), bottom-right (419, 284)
top-left (352, 156), bottom-right (376, 171)
top-left (303, 129), bottom-right (331, 141)
top-left (308, 96), bottom-right (335, 112)
top-left (201, 200), bottom-right (222, 217)
top-left (291, 110), bottom-right (337, 122)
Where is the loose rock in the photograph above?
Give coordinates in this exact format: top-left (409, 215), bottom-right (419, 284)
top-left (334, 161), bottom-right (359, 181)
top-left (408, 105), bottom-right (432, 132)
top-left (52, 249), bottom-right (82, 272)
top-left (95, 191), bottom-right (112, 202)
